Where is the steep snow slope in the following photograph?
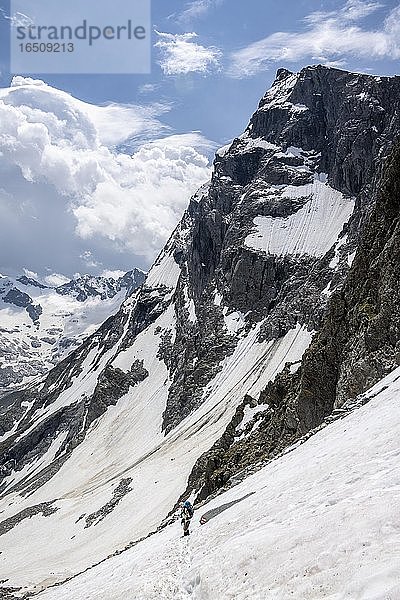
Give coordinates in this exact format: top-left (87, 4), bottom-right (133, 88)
top-left (37, 367), bottom-right (400, 600)
top-left (245, 177), bottom-right (354, 257)
top-left (1, 65), bottom-right (400, 597)
top-left (0, 243), bottom-right (312, 593)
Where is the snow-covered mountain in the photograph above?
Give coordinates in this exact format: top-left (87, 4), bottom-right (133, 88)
top-left (36, 367), bottom-right (400, 599)
top-left (1, 65), bottom-right (400, 598)
top-left (0, 270), bottom-right (145, 395)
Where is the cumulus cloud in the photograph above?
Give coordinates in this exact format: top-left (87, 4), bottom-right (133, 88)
top-left (73, 135), bottom-right (212, 257)
top-left (229, 0), bottom-right (400, 78)
top-left (0, 78), bottom-right (213, 278)
top-left (6, 76), bottom-right (170, 148)
top-left (155, 31), bottom-right (222, 76)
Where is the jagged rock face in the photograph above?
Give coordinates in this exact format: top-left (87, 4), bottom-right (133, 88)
top-left (1, 65), bottom-right (397, 484)
top-left (0, 270), bottom-right (145, 395)
top-left (250, 68), bottom-right (400, 196)
top-left (0, 280), bottom-right (43, 323)
top-left (16, 276), bottom-right (48, 289)
top-left (1, 66), bottom-right (400, 595)
top-left (161, 66), bottom-right (400, 431)
top-left (295, 140), bottom-right (400, 430)
top-left (181, 141), bottom-right (400, 504)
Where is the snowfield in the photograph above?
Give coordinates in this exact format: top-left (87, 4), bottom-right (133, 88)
top-left (0, 245), bottom-right (312, 596)
top-left (245, 178), bottom-right (355, 257)
top-left (36, 367), bottom-right (400, 600)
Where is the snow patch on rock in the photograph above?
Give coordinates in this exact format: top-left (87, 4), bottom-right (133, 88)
top-left (245, 179), bottom-right (354, 257)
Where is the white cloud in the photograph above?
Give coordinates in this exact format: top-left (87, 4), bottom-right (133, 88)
top-left (174, 0), bottom-right (224, 24)
top-left (80, 250), bottom-right (101, 269)
top-left (304, 0), bottom-right (383, 25)
top-left (138, 83), bottom-right (161, 95)
top-left (229, 1), bottom-right (400, 78)
top-left (73, 134), bottom-right (213, 257)
top-left (83, 102), bottom-right (171, 147)
top-left (7, 76), bottom-right (170, 148)
top-left (0, 78), bottom-right (213, 277)
top-left (155, 31), bottom-right (222, 76)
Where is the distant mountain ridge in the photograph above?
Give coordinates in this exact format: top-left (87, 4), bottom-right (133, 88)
top-left (0, 269), bottom-right (145, 395)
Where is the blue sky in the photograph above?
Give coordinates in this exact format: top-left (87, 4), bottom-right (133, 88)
top-left (0, 0), bottom-right (399, 280)
top-left (2, 0), bottom-right (400, 146)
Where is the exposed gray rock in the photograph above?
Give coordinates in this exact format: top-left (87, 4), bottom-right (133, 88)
top-left (55, 269), bottom-right (145, 302)
top-left (85, 361), bottom-right (148, 428)
top-left (0, 586), bottom-right (23, 599)
top-left (16, 276), bottom-right (48, 289)
top-left (2, 288), bottom-right (42, 324)
top-left (85, 478), bottom-right (133, 528)
top-left (3, 288), bottom-right (31, 310)
top-left (0, 501), bottom-right (58, 537)
top-left (158, 66), bottom-right (400, 433)
top-left (295, 139), bottom-right (400, 429)
top-left (180, 139), bottom-right (400, 504)
top-left (162, 285), bottom-right (238, 433)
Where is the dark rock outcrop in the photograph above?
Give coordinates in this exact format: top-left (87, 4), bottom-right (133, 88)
top-left (2, 288), bottom-right (42, 324)
top-left (16, 276), bottom-right (48, 289)
top-left (296, 139), bottom-right (400, 430)
top-left (182, 139), bottom-right (400, 503)
top-left (159, 66), bottom-right (400, 431)
top-left (84, 478), bottom-right (133, 528)
top-left (0, 501), bottom-right (58, 538)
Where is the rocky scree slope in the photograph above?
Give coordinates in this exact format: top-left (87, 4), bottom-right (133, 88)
top-left (0, 65), bottom-right (400, 595)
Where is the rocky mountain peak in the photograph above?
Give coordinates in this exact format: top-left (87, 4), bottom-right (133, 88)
top-left (16, 275), bottom-right (48, 289)
top-left (1, 67), bottom-right (400, 595)
top-left (274, 67), bottom-right (294, 82)
top-left (248, 65), bottom-right (400, 196)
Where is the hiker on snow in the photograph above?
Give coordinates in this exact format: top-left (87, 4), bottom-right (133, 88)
top-left (180, 500), bottom-right (194, 536)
